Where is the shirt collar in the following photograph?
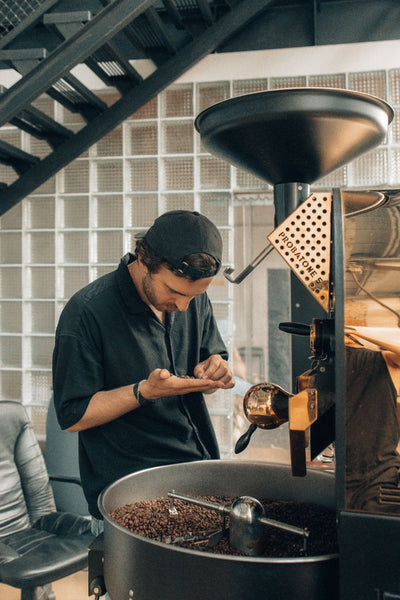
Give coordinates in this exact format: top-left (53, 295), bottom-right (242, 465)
top-left (116, 253), bottom-right (177, 329)
top-left (117, 253), bottom-right (148, 314)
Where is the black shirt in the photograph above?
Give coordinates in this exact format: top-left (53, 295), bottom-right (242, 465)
top-left (345, 346), bottom-right (400, 512)
top-left (52, 253), bottom-right (228, 518)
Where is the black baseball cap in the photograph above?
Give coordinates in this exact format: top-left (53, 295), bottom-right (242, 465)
top-left (136, 210), bottom-right (222, 278)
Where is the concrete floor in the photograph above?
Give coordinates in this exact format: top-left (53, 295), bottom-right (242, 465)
top-left (0, 570), bottom-right (90, 600)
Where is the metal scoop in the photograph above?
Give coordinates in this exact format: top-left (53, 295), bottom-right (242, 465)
top-left (168, 491), bottom-right (309, 556)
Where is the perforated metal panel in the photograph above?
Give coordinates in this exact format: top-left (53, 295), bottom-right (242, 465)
top-left (268, 193), bottom-right (333, 312)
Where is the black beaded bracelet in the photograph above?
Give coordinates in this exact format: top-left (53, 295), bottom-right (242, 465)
top-left (133, 381), bottom-right (152, 407)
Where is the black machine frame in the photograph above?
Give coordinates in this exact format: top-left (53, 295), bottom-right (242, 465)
top-left (333, 188), bottom-right (400, 600)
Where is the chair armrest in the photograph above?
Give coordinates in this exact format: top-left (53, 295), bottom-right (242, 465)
top-left (33, 511), bottom-right (92, 537)
top-left (49, 474), bottom-right (82, 487)
top-left (0, 541), bottom-right (19, 565)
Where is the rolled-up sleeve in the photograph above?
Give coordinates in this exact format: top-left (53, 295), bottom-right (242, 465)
top-left (52, 330), bottom-right (104, 429)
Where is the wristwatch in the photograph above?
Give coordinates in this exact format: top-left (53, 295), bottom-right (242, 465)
top-left (133, 380), bottom-right (153, 407)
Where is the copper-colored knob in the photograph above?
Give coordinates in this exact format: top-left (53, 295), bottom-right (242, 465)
top-left (243, 382), bottom-right (291, 429)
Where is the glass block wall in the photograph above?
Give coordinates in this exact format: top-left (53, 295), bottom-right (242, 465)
top-left (0, 67), bottom-right (399, 453)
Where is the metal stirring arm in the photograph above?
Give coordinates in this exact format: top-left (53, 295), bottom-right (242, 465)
top-left (168, 490), bottom-right (309, 555)
top-left (224, 243), bottom-right (274, 284)
top-left (168, 490), bottom-right (230, 516)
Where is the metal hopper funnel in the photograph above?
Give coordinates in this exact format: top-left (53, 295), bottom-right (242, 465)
top-left (195, 87), bottom-right (394, 297)
top-left (195, 87), bottom-right (393, 225)
top-left (194, 87), bottom-right (393, 193)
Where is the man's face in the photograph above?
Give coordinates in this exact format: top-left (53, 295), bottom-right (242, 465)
top-left (142, 265), bottom-right (213, 312)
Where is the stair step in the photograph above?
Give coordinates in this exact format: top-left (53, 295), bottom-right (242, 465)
top-left (0, 140), bottom-right (39, 174)
top-left (0, 85), bottom-right (73, 147)
top-left (0, 48), bottom-right (47, 61)
top-left (0, 51), bottom-right (107, 121)
top-left (43, 10), bottom-right (142, 92)
top-left (43, 11), bottom-right (92, 26)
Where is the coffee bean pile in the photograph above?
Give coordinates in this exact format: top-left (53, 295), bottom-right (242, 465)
top-left (110, 496), bottom-right (229, 544)
top-left (110, 495), bottom-right (338, 558)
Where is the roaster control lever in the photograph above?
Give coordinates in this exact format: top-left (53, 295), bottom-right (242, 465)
top-left (279, 319), bottom-right (335, 360)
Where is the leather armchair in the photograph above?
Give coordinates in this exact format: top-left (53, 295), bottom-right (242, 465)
top-left (0, 401), bottom-right (93, 600)
top-left (45, 396), bottom-right (88, 516)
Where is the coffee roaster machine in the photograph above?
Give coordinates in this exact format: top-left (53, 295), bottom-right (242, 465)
top-left (90, 88), bottom-right (400, 600)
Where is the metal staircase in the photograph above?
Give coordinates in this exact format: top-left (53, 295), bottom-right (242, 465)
top-left (0, 0), bottom-right (273, 215)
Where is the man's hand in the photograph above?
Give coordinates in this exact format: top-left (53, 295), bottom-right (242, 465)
top-left (140, 366), bottom-right (228, 400)
top-left (194, 354), bottom-right (235, 388)
top-left (69, 357), bottom-right (235, 431)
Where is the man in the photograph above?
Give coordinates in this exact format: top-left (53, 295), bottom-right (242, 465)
top-left (52, 210), bottom-right (234, 522)
top-left (344, 335), bottom-right (400, 513)
top-left (311, 332), bottom-right (400, 513)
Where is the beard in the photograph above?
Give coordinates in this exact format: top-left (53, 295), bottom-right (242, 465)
top-left (142, 272), bottom-right (177, 312)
